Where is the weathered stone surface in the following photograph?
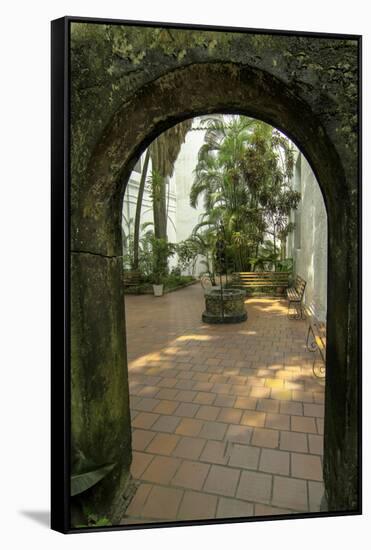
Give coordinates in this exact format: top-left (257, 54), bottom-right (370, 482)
top-left (69, 21), bottom-right (360, 517)
top-left (71, 251), bottom-right (131, 521)
top-left (203, 289), bottom-right (247, 323)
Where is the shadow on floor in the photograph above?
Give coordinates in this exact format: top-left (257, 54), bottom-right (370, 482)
top-left (19, 510), bottom-right (50, 528)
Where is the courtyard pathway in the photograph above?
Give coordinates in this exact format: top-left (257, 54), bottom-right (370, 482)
top-left (122, 283), bottom-right (325, 524)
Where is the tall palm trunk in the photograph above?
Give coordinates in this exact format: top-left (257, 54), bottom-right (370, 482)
top-left (238, 245), bottom-right (243, 272)
top-left (165, 176), bottom-right (171, 235)
top-left (281, 240), bottom-right (286, 260)
top-left (133, 149), bottom-right (150, 270)
top-left (150, 120), bottom-right (192, 240)
top-left (153, 177), bottom-right (167, 239)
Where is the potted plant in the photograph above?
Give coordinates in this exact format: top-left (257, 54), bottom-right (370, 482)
top-left (152, 258), bottom-right (165, 296)
top-left (152, 275), bottom-right (164, 296)
top-left (150, 237), bottom-right (175, 297)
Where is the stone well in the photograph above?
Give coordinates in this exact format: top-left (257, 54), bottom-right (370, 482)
top-left (202, 288), bottom-right (247, 324)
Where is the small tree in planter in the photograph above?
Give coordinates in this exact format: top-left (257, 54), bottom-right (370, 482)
top-left (150, 236), bottom-right (175, 296)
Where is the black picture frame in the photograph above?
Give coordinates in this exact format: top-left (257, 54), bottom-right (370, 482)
top-left (51, 16), bottom-right (362, 534)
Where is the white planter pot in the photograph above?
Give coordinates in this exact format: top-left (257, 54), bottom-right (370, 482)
top-left (153, 284), bottom-right (164, 297)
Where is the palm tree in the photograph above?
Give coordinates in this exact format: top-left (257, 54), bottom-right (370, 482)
top-left (190, 116), bottom-right (260, 270)
top-left (131, 119), bottom-right (192, 268)
top-left (149, 119), bottom-right (192, 239)
top-left (133, 149), bottom-right (150, 270)
top-left (190, 115), bottom-right (298, 271)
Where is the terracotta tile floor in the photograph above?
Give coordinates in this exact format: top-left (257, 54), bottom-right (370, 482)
top-left (122, 283), bottom-right (325, 524)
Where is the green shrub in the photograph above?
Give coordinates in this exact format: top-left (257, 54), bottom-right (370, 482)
top-left (163, 274), bottom-right (194, 290)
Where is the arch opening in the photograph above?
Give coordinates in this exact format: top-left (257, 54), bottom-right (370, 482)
top-left (120, 113), bottom-right (328, 524)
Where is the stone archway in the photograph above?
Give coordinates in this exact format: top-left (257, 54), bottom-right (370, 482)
top-left (71, 60), bottom-right (359, 520)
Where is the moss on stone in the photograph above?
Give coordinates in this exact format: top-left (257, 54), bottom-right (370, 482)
top-left (69, 21), bottom-right (360, 518)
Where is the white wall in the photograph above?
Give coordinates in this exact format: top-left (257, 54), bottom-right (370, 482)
top-left (173, 122), bottom-right (206, 243)
top-left (172, 119), bottom-right (207, 275)
top-left (287, 153), bottom-right (328, 321)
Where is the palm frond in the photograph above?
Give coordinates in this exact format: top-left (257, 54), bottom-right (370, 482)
top-left (71, 463), bottom-right (116, 497)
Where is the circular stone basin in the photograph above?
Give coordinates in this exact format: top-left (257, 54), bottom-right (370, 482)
top-left (202, 288), bottom-right (247, 324)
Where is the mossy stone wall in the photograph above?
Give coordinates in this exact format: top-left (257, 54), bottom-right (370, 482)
top-left (70, 21), bottom-right (359, 517)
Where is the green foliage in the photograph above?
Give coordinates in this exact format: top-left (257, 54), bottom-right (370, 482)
top-left (175, 238), bottom-right (202, 273)
top-left (100, 25), bottom-right (227, 67)
top-left (163, 273), bottom-right (195, 290)
top-left (247, 240), bottom-right (279, 272)
top-left (70, 454), bottom-right (116, 528)
top-left (147, 169), bottom-right (165, 203)
top-left (124, 229), bottom-right (175, 284)
top-left (138, 232), bottom-right (157, 277)
top-left (191, 115), bottom-right (300, 271)
top-left (71, 463), bottom-right (116, 497)
top-left (185, 230), bottom-right (220, 282)
top-left (275, 257), bottom-right (294, 272)
top-left (75, 504), bottom-right (112, 528)
top-left (150, 236), bottom-right (176, 284)
top-left (123, 234), bottom-right (136, 271)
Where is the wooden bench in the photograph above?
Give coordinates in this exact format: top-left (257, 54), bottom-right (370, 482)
top-left (233, 271), bottom-right (290, 291)
top-left (306, 315), bottom-right (326, 378)
top-left (287, 275), bottom-right (306, 319)
top-left (123, 270), bottom-right (142, 288)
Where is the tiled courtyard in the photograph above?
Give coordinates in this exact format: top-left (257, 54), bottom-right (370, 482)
top-left (122, 283), bottom-right (325, 524)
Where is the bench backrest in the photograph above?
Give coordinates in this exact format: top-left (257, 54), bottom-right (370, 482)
top-left (235, 272), bottom-right (290, 287)
top-left (294, 275), bottom-right (306, 298)
top-left (123, 271), bottom-right (142, 286)
top-left (307, 313), bottom-right (326, 359)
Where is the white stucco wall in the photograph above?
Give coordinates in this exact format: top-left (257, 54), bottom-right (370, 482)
top-left (173, 124), bottom-right (206, 243)
top-left (287, 153), bottom-right (328, 321)
top-left (172, 119), bottom-right (207, 275)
